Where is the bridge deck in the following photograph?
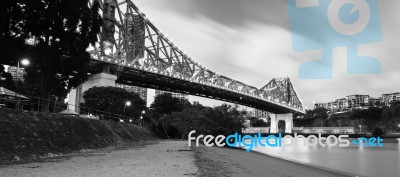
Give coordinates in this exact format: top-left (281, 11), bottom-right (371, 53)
top-left (88, 61), bottom-right (304, 114)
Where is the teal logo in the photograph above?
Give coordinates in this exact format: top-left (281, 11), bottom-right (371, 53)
top-left (288, 0), bottom-right (382, 79)
top-left (352, 137), bottom-right (384, 147)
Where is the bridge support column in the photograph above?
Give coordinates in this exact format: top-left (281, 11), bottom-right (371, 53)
top-left (66, 73), bottom-right (117, 113)
top-left (269, 113), bottom-right (293, 134)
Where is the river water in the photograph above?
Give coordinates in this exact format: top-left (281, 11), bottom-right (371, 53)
top-left (243, 138), bottom-right (400, 177)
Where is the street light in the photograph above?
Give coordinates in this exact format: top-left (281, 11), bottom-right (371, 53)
top-left (123, 101), bottom-right (131, 116)
top-left (21, 59), bottom-right (30, 66)
top-left (15, 58), bottom-right (29, 109)
top-left (139, 110), bottom-right (145, 126)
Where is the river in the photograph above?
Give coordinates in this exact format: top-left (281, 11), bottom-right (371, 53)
top-left (245, 138), bottom-right (400, 177)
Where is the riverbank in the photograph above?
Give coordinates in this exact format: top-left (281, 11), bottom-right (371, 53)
top-left (193, 144), bottom-right (353, 177)
top-left (0, 140), bottom-right (198, 177)
top-left (0, 108), bottom-right (158, 162)
top-left (1, 140), bottom-right (358, 177)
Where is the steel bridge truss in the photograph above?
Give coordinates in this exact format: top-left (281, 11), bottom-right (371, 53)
top-left (87, 0), bottom-right (304, 114)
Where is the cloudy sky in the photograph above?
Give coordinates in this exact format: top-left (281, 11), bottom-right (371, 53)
top-left (136, 0), bottom-right (400, 109)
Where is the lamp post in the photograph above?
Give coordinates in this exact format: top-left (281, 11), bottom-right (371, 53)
top-left (123, 101), bottom-right (131, 116)
top-left (15, 59), bottom-right (29, 109)
top-left (140, 110), bottom-right (145, 126)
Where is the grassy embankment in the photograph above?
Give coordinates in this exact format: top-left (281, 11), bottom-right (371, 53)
top-left (0, 108), bottom-right (158, 162)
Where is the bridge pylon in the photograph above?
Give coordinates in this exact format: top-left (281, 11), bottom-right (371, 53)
top-left (67, 73), bottom-right (117, 113)
top-left (270, 113), bottom-right (293, 134)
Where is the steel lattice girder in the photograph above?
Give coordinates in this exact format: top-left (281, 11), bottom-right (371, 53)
top-left (87, 0), bottom-right (304, 114)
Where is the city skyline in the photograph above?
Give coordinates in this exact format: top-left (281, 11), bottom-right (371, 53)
top-left (134, 0), bottom-right (400, 109)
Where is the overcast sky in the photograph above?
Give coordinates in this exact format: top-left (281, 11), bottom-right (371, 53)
top-left (136, 0), bottom-right (400, 109)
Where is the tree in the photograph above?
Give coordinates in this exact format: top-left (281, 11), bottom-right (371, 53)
top-left (80, 86), bottom-right (146, 120)
top-left (146, 97), bottom-right (245, 139)
top-left (161, 105), bottom-right (214, 139)
top-left (150, 93), bottom-right (189, 115)
top-left (1, 0), bottom-right (102, 112)
top-left (0, 65), bottom-right (14, 89)
top-left (312, 107), bottom-right (329, 127)
top-left (313, 107), bottom-right (329, 119)
top-left (293, 117), bottom-right (315, 127)
top-left (248, 117), bottom-right (269, 127)
top-left (203, 104), bottom-right (245, 136)
top-left (380, 101), bottom-right (400, 132)
top-left (372, 127), bottom-right (384, 137)
top-left (146, 93), bottom-right (189, 136)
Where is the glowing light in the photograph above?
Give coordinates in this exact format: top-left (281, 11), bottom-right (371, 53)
top-left (21, 59), bottom-right (30, 66)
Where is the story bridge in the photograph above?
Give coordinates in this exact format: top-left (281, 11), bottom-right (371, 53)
top-left (68, 0), bottom-right (305, 132)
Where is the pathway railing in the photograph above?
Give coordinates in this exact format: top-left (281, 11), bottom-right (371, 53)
top-left (0, 96), bottom-right (143, 125)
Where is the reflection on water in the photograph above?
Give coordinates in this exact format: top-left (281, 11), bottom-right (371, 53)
top-left (245, 138), bottom-right (400, 177)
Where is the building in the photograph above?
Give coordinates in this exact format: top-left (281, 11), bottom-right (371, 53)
top-left (369, 97), bottom-right (382, 106)
top-left (326, 101), bottom-right (338, 112)
top-left (253, 109), bottom-right (269, 123)
top-left (254, 109), bottom-right (269, 118)
top-left (336, 98), bottom-right (348, 111)
top-left (315, 99), bottom-right (344, 113)
top-left (381, 92), bottom-right (400, 105)
top-left (242, 127), bottom-right (269, 134)
top-left (315, 97), bottom-right (361, 112)
top-left (7, 66), bottom-right (25, 82)
top-left (293, 127), bottom-right (354, 134)
top-left (155, 90), bottom-right (188, 100)
top-left (314, 92), bottom-right (400, 113)
top-left (116, 84), bottom-right (147, 101)
top-left (314, 103), bottom-right (328, 109)
top-left (346, 94), bottom-right (370, 109)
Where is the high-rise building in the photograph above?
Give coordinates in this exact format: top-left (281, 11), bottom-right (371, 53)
top-left (254, 109), bottom-right (269, 118)
top-left (314, 103), bottom-right (328, 109)
top-left (7, 66), bottom-right (25, 82)
top-left (116, 84), bottom-right (147, 102)
top-left (315, 97), bottom-right (357, 112)
top-left (346, 94), bottom-right (370, 109)
top-left (155, 90), bottom-right (189, 100)
top-left (382, 92), bottom-right (400, 105)
top-left (314, 92), bottom-right (400, 113)
top-left (336, 98), bottom-right (348, 111)
top-left (326, 101), bottom-right (338, 112)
